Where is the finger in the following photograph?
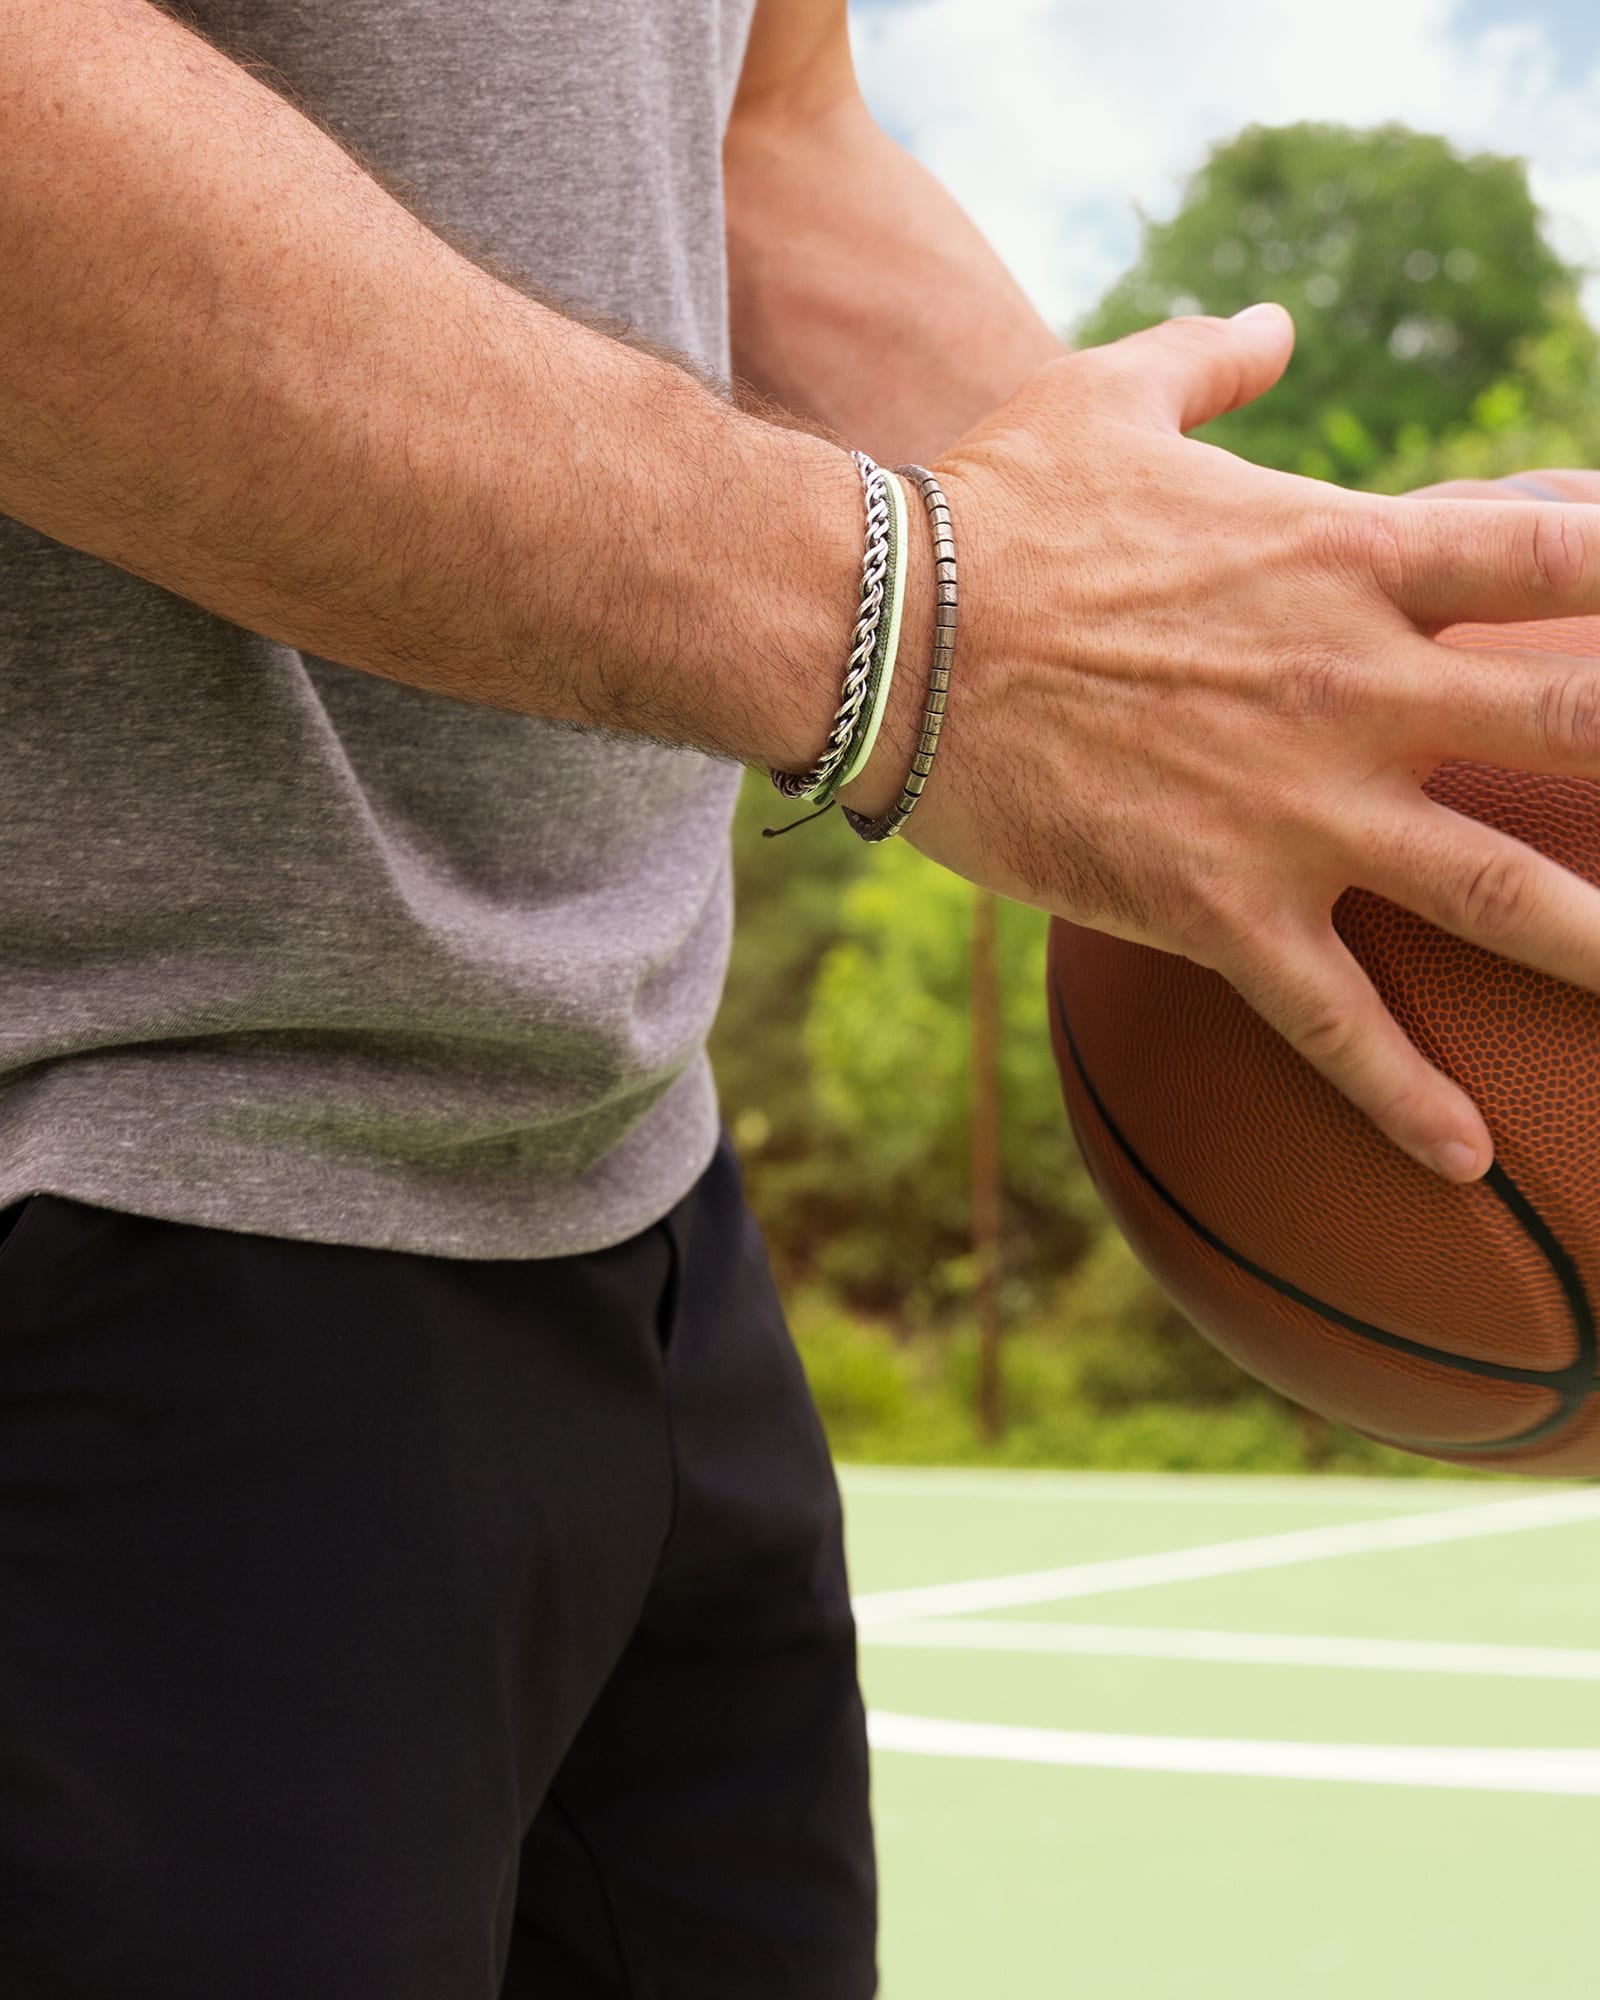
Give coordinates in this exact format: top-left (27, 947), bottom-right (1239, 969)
top-left (1364, 493), bottom-right (1600, 627)
top-left (1359, 801), bottom-right (1600, 999)
top-left (1484, 470), bottom-right (1600, 506)
top-left (1393, 629), bottom-right (1600, 775)
top-left (1224, 927), bottom-right (1492, 1182)
top-left (1405, 478), bottom-right (1533, 503)
top-left (1405, 470), bottom-right (1600, 505)
top-left (1086, 303), bottom-right (1295, 434)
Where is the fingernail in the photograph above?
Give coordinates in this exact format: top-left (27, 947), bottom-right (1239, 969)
top-left (1231, 303), bottom-right (1282, 323)
top-left (1427, 1139), bottom-right (1485, 1182)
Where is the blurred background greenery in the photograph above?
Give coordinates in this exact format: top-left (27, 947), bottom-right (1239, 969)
top-left (709, 119), bottom-right (1600, 1477)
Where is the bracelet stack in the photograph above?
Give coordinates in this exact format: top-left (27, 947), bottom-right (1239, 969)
top-left (766, 452), bottom-right (957, 843)
top-left (841, 463), bottom-right (956, 844)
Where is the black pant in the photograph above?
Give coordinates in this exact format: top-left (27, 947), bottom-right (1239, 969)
top-left (0, 1132), bottom-right (876, 1997)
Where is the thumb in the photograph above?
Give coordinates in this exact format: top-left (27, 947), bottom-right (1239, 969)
top-left (1093, 303), bottom-right (1296, 434)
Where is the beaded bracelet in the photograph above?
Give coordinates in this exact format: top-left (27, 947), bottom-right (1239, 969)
top-left (840, 463), bottom-right (957, 844)
top-left (770, 449), bottom-right (890, 804)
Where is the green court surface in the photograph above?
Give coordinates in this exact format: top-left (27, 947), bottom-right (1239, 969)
top-left (841, 1466), bottom-right (1600, 1998)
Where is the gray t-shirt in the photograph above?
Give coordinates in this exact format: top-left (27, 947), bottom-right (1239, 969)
top-left (0, 0), bottom-right (759, 1257)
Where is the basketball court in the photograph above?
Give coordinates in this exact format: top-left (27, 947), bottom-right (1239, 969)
top-left (843, 1464), bottom-right (1600, 1997)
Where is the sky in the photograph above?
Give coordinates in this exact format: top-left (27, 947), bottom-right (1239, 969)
top-left (849, 0), bottom-right (1600, 336)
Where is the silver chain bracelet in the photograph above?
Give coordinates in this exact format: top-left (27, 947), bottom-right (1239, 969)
top-left (770, 449), bottom-right (891, 802)
top-left (840, 463), bottom-right (957, 844)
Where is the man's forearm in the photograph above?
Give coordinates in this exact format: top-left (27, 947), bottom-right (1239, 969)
top-left (0, 0), bottom-right (862, 773)
top-left (723, 73), bottom-right (1063, 468)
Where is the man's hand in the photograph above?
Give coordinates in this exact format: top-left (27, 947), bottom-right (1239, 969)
top-left (845, 307), bottom-right (1600, 1185)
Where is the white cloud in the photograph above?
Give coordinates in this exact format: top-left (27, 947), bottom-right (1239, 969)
top-left (850, 0), bottom-right (1600, 333)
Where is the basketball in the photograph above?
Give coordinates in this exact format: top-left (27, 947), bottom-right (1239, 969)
top-left (1049, 598), bottom-right (1600, 1475)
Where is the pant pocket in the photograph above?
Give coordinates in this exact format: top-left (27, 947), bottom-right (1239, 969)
top-left (0, 1197), bottom-right (40, 1279)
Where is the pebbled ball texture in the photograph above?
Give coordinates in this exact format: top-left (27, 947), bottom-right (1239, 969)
top-left (1049, 612), bottom-right (1600, 1472)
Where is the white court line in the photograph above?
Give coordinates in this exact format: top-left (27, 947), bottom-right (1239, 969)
top-left (851, 1486), bottom-right (1600, 1625)
top-left (861, 1617), bottom-right (1600, 1682)
top-left (837, 1466), bottom-right (1507, 1507)
top-left (867, 1711), bottom-right (1600, 1796)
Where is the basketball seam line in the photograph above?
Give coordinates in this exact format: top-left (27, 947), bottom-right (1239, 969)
top-left (1051, 981), bottom-right (1594, 1455)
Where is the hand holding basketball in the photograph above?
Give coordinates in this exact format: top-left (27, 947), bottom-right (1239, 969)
top-left (905, 307), bottom-right (1600, 1184)
top-left (1045, 469), bottom-right (1600, 1471)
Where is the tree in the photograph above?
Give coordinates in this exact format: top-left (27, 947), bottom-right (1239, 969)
top-left (1074, 122), bottom-right (1581, 484)
top-left (1370, 295), bottom-right (1600, 493)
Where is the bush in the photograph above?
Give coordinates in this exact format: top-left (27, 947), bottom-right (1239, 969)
top-left (787, 1295), bottom-right (1490, 1479)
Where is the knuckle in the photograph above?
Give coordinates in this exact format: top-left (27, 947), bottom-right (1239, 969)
top-left (1521, 507), bottom-right (1588, 598)
top-left (1240, 951), bottom-right (1360, 1070)
top-left (1458, 849), bottom-right (1534, 935)
top-left (1300, 503), bottom-right (1405, 598)
top-left (1285, 1000), bottom-right (1359, 1068)
top-left (1173, 869), bottom-right (1256, 962)
top-left (1163, 312), bottom-right (1229, 342)
top-left (1536, 668), bottom-right (1600, 762)
top-left (1364, 1078), bottom-right (1435, 1145)
top-left (1272, 639), bottom-right (1358, 725)
top-left (1087, 314), bottom-right (1230, 408)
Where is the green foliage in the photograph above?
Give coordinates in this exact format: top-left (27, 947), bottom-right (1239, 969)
top-left (805, 843), bottom-right (974, 1191)
top-left (1370, 296), bottom-right (1600, 490)
top-left (786, 1290), bottom-right (916, 1441)
top-left (1074, 122), bottom-right (1578, 483)
top-left (799, 841), bottom-right (1097, 1308)
top-left (785, 1288), bottom-right (1485, 1478)
top-left (712, 789), bottom-right (1098, 1316)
